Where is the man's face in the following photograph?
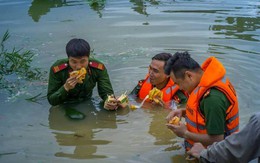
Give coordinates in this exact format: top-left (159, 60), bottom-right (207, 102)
top-left (170, 71), bottom-right (194, 94)
top-left (149, 59), bottom-right (168, 86)
top-left (68, 56), bottom-right (89, 71)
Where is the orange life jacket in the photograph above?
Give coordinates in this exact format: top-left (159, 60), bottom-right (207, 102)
top-left (138, 74), bottom-right (180, 103)
top-left (185, 57), bottom-right (239, 151)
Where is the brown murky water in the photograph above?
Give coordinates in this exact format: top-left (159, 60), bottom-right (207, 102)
top-left (0, 0), bottom-right (260, 162)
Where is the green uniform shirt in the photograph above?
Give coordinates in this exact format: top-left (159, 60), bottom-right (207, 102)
top-left (199, 88), bottom-right (231, 135)
top-left (47, 58), bottom-right (114, 106)
top-left (175, 90), bottom-right (188, 104)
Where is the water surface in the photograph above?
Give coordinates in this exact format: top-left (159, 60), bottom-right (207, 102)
top-left (0, 0), bottom-right (260, 162)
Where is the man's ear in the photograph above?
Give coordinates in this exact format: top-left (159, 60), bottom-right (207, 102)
top-left (185, 71), bottom-right (193, 80)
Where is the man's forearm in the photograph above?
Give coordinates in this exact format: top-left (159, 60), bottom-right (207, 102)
top-left (184, 131), bottom-right (224, 146)
top-left (47, 86), bottom-right (68, 106)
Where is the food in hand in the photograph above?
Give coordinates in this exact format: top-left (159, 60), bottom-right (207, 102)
top-left (104, 94), bottom-right (117, 110)
top-left (105, 92), bottom-right (129, 109)
top-left (107, 94), bottom-right (117, 104)
top-left (117, 92), bottom-right (129, 108)
top-left (69, 67), bottom-right (87, 83)
top-left (169, 116), bottom-right (180, 125)
top-left (148, 87), bottom-right (163, 104)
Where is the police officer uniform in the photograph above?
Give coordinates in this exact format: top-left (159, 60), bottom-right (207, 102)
top-left (47, 58), bottom-right (114, 106)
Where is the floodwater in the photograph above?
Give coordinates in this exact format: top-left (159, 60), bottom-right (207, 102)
top-left (0, 0), bottom-right (260, 162)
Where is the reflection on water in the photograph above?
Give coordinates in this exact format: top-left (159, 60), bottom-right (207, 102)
top-left (132, 99), bottom-right (179, 146)
top-left (208, 43), bottom-right (260, 55)
top-left (86, 0), bottom-right (106, 18)
top-left (146, 106), bottom-right (177, 146)
top-left (130, 0), bottom-right (159, 16)
top-left (48, 98), bottom-right (185, 161)
top-left (147, 106), bottom-right (185, 155)
top-left (48, 100), bottom-right (129, 159)
top-left (28, 0), bottom-right (165, 21)
top-left (210, 17), bottom-right (260, 42)
top-left (28, 0), bottom-right (107, 21)
top-left (28, 0), bottom-right (68, 22)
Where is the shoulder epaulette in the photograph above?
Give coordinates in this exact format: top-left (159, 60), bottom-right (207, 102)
top-left (52, 63), bottom-right (68, 73)
top-left (172, 95), bottom-right (181, 104)
top-left (89, 61), bottom-right (105, 70)
top-left (138, 79), bottom-right (144, 87)
top-left (203, 89), bottom-right (211, 98)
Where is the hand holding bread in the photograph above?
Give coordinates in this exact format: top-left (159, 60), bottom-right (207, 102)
top-left (69, 67), bottom-right (87, 83)
top-left (169, 116), bottom-right (180, 125)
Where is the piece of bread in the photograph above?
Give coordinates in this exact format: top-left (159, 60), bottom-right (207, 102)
top-left (69, 71), bottom-right (79, 78)
top-left (104, 94), bottom-right (117, 110)
top-left (69, 67), bottom-right (86, 83)
top-left (169, 116), bottom-right (180, 125)
top-left (148, 87), bottom-right (163, 104)
top-left (117, 93), bottom-right (129, 108)
top-left (118, 94), bottom-right (128, 103)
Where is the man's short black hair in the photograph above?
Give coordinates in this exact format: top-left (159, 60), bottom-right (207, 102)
top-left (66, 38), bottom-right (90, 58)
top-left (152, 53), bottom-right (172, 68)
top-left (164, 51), bottom-right (201, 79)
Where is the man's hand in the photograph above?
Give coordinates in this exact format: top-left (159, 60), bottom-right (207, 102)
top-left (187, 142), bottom-right (206, 159)
top-left (166, 109), bottom-right (184, 122)
top-left (166, 121), bottom-right (187, 138)
top-left (104, 98), bottom-right (118, 110)
top-left (117, 101), bottom-right (128, 108)
top-left (64, 77), bottom-right (78, 91)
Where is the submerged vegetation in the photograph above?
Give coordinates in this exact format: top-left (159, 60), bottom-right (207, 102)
top-left (0, 30), bottom-right (47, 101)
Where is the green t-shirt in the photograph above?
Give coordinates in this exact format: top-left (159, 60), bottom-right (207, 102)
top-left (199, 88), bottom-right (231, 135)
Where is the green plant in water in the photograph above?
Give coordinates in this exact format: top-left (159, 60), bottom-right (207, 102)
top-left (0, 30), bottom-right (47, 101)
top-left (0, 31), bottom-right (43, 80)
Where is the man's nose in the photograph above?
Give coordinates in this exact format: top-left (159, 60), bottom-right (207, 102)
top-left (149, 69), bottom-right (154, 76)
top-left (75, 64), bottom-right (81, 70)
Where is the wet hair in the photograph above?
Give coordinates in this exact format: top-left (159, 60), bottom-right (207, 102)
top-left (66, 38), bottom-right (90, 58)
top-left (164, 51), bottom-right (201, 79)
top-left (152, 53), bottom-right (172, 68)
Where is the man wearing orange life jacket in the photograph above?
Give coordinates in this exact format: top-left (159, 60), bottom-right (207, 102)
top-left (164, 52), bottom-right (239, 151)
top-left (131, 53), bottom-right (188, 109)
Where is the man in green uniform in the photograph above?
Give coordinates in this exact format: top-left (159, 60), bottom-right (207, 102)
top-left (164, 52), bottom-right (239, 150)
top-left (47, 38), bottom-right (118, 110)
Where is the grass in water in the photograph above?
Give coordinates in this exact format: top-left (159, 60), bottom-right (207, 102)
top-left (0, 30), bottom-right (47, 102)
